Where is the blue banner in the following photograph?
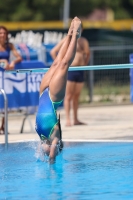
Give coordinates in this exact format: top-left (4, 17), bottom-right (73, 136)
top-left (0, 61), bottom-right (46, 109)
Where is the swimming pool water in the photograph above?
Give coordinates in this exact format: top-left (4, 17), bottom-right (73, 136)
top-left (0, 142), bottom-right (133, 200)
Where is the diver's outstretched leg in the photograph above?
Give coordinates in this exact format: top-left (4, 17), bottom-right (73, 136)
top-left (49, 17), bottom-right (82, 102)
top-left (40, 19), bottom-right (74, 94)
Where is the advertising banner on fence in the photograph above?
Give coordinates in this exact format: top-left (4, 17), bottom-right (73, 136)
top-left (0, 68), bottom-right (44, 109)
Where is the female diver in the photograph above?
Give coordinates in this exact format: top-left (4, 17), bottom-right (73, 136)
top-left (35, 17), bottom-right (82, 164)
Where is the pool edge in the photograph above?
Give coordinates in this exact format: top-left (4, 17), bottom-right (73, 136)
top-left (1, 138), bottom-right (133, 144)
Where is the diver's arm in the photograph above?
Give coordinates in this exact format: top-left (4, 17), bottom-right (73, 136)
top-left (49, 138), bottom-right (59, 164)
top-left (49, 146), bottom-right (57, 164)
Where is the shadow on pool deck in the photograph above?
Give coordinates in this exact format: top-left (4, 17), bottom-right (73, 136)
top-left (0, 104), bottom-right (133, 144)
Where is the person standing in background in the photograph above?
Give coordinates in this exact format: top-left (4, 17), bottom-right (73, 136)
top-left (0, 26), bottom-right (22, 134)
top-left (50, 25), bottom-right (90, 126)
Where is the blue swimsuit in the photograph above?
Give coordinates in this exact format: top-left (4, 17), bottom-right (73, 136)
top-left (35, 88), bottom-right (62, 140)
top-left (0, 44), bottom-right (10, 61)
top-left (0, 44), bottom-right (10, 69)
top-left (67, 71), bottom-right (84, 82)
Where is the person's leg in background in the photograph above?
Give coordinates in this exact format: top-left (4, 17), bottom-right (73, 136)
top-left (64, 81), bottom-right (75, 126)
top-left (64, 70), bottom-right (86, 126)
top-left (0, 116), bottom-right (4, 134)
top-left (72, 82), bottom-right (85, 125)
top-left (64, 81), bottom-right (85, 126)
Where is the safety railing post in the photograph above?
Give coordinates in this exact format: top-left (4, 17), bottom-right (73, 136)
top-left (0, 89), bottom-right (8, 149)
top-left (89, 50), bottom-right (94, 102)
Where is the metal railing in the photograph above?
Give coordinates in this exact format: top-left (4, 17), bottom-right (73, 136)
top-left (87, 45), bottom-right (133, 102)
top-left (0, 89), bottom-right (8, 148)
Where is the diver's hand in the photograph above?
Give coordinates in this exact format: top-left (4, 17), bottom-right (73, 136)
top-left (49, 157), bottom-right (55, 164)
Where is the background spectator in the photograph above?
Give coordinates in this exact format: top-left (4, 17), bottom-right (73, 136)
top-left (0, 25), bottom-right (22, 134)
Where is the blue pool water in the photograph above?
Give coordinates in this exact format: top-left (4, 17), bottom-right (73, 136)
top-left (0, 142), bottom-right (133, 199)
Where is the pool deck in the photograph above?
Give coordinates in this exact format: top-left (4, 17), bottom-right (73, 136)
top-left (0, 104), bottom-right (133, 144)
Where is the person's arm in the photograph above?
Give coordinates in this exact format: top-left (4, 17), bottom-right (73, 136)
top-left (8, 43), bottom-right (22, 69)
top-left (50, 37), bottom-right (66, 60)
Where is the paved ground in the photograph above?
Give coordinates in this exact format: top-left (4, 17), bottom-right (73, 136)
top-left (0, 104), bottom-right (133, 144)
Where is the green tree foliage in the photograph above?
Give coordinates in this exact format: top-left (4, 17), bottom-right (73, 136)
top-left (0, 0), bottom-right (63, 21)
top-left (0, 0), bottom-right (133, 21)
